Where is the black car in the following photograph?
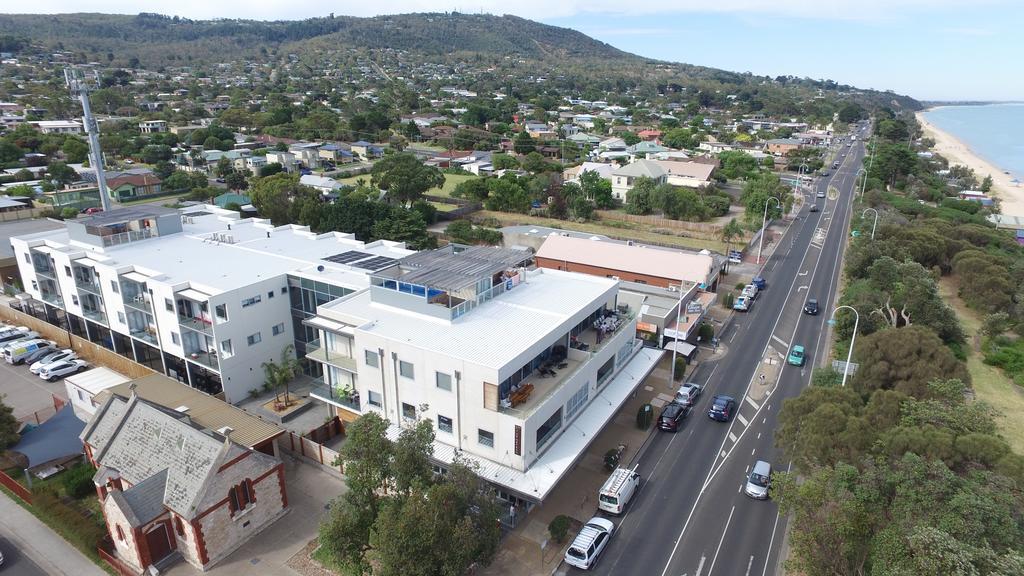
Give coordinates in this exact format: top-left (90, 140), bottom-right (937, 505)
top-left (803, 298), bottom-right (819, 315)
top-left (658, 402), bottom-right (691, 432)
top-left (708, 395), bottom-right (737, 422)
top-left (22, 344), bottom-right (56, 364)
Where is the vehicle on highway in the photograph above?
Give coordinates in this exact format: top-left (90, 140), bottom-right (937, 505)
top-left (819, 170), bottom-right (829, 177)
top-left (803, 298), bottom-right (819, 315)
top-left (809, 203), bottom-right (818, 212)
top-left (832, 161), bottom-right (840, 169)
top-left (733, 295), bottom-right (751, 312)
top-left (741, 284), bottom-right (758, 301)
top-left (565, 517), bottom-right (615, 570)
top-left (817, 190), bottom-right (826, 198)
top-left (658, 401), bottom-right (692, 432)
top-left (4, 339), bottom-right (54, 364)
top-left (21, 343), bottom-right (58, 365)
top-left (29, 349), bottom-right (76, 374)
top-left (751, 276), bottom-right (766, 290)
top-left (787, 345), bottom-right (806, 367)
top-left (82, 207), bottom-right (103, 215)
top-left (598, 466), bottom-right (641, 514)
top-left (38, 358), bottom-right (89, 381)
top-left (674, 382), bottom-right (704, 407)
top-left (708, 395), bottom-right (737, 422)
top-left (744, 460), bottom-right (772, 499)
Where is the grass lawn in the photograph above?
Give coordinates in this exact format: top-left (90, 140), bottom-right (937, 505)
top-left (428, 201), bottom-right (460, 213)
top-left (336, 173), bottom-right (479, 199)
top-left (474, 210), bottom-right (728, 253)
top-left (939, 277), bottom-right (1024, 453)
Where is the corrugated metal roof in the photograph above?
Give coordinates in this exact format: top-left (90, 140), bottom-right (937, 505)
top-left (99, 374), bottom-right (282, 449)
top-left (536, 234), bottom-right (712, 286)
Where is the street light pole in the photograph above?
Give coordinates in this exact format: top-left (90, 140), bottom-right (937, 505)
top-left (757, 196), bottom-right (781, 265)
top-left (855, 168), bottom-right (866, 198)
top-left (862, 207), bottom-right (879, 239)
top-left (830, 305), bottom-right (860, 388)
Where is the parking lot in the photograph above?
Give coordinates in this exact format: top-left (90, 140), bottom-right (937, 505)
top-left (0, 335), bottom-right (71, 422)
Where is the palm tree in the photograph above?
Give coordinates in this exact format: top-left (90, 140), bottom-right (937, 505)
top-left (262, 344), bottom-right (301, 408)
top-left (720, 218), bottom-right (744, 275)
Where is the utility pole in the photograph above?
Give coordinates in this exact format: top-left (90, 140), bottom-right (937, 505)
top-left (65, 67), bottom-right (111, 212)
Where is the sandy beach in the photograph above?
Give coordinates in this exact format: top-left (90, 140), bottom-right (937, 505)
top-left (916, 110), bottom-right (1024, 215)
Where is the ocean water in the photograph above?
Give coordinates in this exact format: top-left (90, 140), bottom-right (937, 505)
top-left (923, 103), bottom-right (1024, 180)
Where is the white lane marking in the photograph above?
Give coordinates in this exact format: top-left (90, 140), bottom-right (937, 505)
top-left (695, 555), bottom-right (706, 576)
top-left (706, 506), bottom-right (736, 576)
top-left (745, 396), bottom-right (760, 410)
top-left (797, 285), bottom-right (808, 292)
top-left (728, 432), bottom-right (738, 443)
top-left (745, 556), bottom-right (755, 576)
top-left (772, 335), bottom-right (788, 348)
top-left (736, 413), bottom-right (749, 426)
top-left (761, 461), bottom-right (794, 576)
top-left (720, 450), bottom-right (727, 458)
top-left (730, 331), bottom-right (738, 343)
top-left (757, 431), bottom-right (762, 439)
top-left (738, 483), bottom-right (743, 493)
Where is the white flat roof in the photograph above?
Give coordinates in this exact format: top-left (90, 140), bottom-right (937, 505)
top-left (388, 346), bottom-right (663, 502)
top-left (321, 268), bottom-right (618, 370)
top-left (64, 366), bottom-right (131, 395)
top-left (16, 208), bottom-right (414, 295)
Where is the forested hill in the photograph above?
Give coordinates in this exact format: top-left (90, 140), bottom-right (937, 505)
top-left (0, 12), bottom-right (629, 60)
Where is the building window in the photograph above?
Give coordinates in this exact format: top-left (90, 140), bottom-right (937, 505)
top-left (171, 332), bottom-right (180, 345)
top-left (165, 298), bottom-right (174, 312)
top-left (31, 280), bottom-right (37, 290)
top-left (228, 479), bottom-right (255, 515)
top-left (272, 322), bottom-right (285, 336)
top-left (401, 402), bottom-right (416, 420)
top-left (281, 286), bottom-right (288, 295)
top-left (64, 265), bottom-right (71, 277)
top-left (116, 525), bottom-right (125, 541)
top-left (23, 253), bottom-right (28, 264)
top-left (478, 429), bottom-right (494, 448)
top-left (365, 350), bottom-right (379, 368)
top-left (436, 372), bottom-right (452, 391)
top-left (367, 390), bottom-right (382, 407)
top-left (241, 295), bottom-right (262, 308)
top-left (215, 303), bottom-right (227, 322)
top-left (399, 360), bottom-right (414, 379)
top-left (438, 415), bottom-right (453, 433)
top-left (111, 280), bottom-right (119, 294)
top-left (267, 290), bottom-right (274, 299)
top-left (536, 407), bottom-right (563, 450)
top-left (565, 383), bottom-right (589, 419)
top-left (247, 332), bottom-right (261, 346)
top-left (71, 295), bottom-right (79, 306)
top-left (220, 339), bottom-right (233, 356)
top-left (174, 516), bottom-right (185, 537)
top-left (117, 312), bottom-right (126, 324)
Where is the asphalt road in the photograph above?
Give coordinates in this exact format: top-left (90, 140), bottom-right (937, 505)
top-left (0, 534), bottom-right (49, 576)
top-left (578, 132), bottom-right (869, 576)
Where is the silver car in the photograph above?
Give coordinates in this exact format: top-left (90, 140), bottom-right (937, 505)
top-left (745, 460), bottom-right (772, 499)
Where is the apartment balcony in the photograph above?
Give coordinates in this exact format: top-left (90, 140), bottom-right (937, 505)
top-left (82, 308), bottom-right (107, 325)
top-left (129, 327), bottom-right (158, 346)
top-left (185, 349), bottom-right (220, 372)
top-left (40, 291), bottom-right (63, 307)
top-left (178, 314), bottom-right (213, 335)
top-left (34, 264), bottom-right (56, 280)
top-left (304, 339), bottom-right (358, 372)
top-left (100, 228), bottom-right (155, 248)
top-left (122, 293), bottom-right (153, 314)
top-left (310, 377), bottom-right (362, 412)
top-left (74, 276), bottom-right (102, 294)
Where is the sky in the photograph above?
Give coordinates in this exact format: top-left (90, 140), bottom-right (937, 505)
top-left (9, 1), bottom-right (1021, 101)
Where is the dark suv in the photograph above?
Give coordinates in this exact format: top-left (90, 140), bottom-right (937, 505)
top-left (708, 395), bottom-right (737, 422)
top-left (803, 298), bottom-right (819, 315)
top-left (658, 402), bottom-right (691, 432)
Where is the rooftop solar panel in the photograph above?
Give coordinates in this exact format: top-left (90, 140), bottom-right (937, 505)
top-left (323, 250), bottom-right (373, 265)
top-left (351, 256), bottom-right (398, 271)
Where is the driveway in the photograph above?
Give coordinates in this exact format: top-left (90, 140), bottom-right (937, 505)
top-left (163, 455), bottom-right (347, 576)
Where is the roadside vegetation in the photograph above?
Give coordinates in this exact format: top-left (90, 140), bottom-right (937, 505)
top-left (774, 110), bottom-right (1024, 575)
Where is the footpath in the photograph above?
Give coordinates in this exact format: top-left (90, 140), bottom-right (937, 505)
top-left (0, 490), bottom-right (107, 576)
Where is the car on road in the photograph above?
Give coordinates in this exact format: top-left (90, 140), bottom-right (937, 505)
top-left (564, 517), bottom-right (615, 570)
top-left (803, 298), bottom-right (819, 315)
top-left (787, 345), bottom-right (806, 367)
top-left (809, 203), bottom-right (818, 212)
top-left (817, 190), bottom-right (826, 198)
top-left (658, 401), bottom-right (692, 432)
top-left (744, 460), bottom-right (772, 499)
top-left (708, 395), bottom-right (737, 422)
top-left (38, 359), bottom-right (89, 381)
top-left (751, 276), bottom-right (767, 290)
top-left (832, 161), bottom-right (840, 169)
top-left (819, 170), bottom-right (829, 177)
top-left (29, 349), bottom-right (76, 375)
top-left (741, 284), bottom-right (758, 301)
top-left (733, 295), bottom-right (751, 312)
top-left (674, 382), bottom-right (704, 407)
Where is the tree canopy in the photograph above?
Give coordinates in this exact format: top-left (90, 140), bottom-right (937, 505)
top-left (371, 152), bottom-right (445, 206)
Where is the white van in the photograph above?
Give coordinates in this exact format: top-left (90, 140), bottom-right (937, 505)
top-left (598, 466), bottom-right (641, 514)
top-left (5, 339), bottom-right (53, 365)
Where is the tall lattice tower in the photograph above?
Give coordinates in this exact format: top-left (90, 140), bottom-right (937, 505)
top-left (64, 67), bottom-right (111, 212)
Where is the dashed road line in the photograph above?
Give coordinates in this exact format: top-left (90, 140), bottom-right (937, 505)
top-left (771, 335), bottom-right (788, 348)
top-left (744, 396), bottom-right (760, 410)
top-left (736, 413), bottom-right (749, 426)
top-left (728, 432), bottom-right (738, 443)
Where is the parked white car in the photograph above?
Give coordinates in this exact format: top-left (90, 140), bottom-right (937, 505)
top-left (30, 349), bottom-right (76, 375)
top-left (38, 358), bottom-right (89, 381)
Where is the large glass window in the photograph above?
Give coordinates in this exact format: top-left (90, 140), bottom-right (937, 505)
top-left (367, 390), bottom-right (382, 407)
top-left (401, 402), bottom-right (416, 420)
top-left (399, 360), bottom-right (414, 379)
top-left (436, 371), bottom-right (452, 391)
top-left (437, 415), bottom-right (453, 433)
top-left (536, 407), bottom-right (563, 450)
top-left (565, 383), bottom-right (589, 419)
top-left (365, 349), bottom-right (379, 367)
top-left (478, 429), bottom-right (494, 448)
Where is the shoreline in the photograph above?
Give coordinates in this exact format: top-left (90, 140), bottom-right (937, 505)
top-left (915, 110), bottom-right (1024, 215)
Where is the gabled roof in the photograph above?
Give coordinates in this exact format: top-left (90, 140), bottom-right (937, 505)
top-left (113, 469), bottom-right (168, 527)
top-left (612, 159), bottom-right (666, 179)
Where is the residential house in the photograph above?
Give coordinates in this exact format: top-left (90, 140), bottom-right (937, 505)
top-left (264, 151), bottom-right (297, 173)
top-left (350, 141), bottom-right (384, 160)
top-left (318, 144), bottom-right (354, 165)
top-left (31, 120), bottom-right (83, 134)
top-left (106, 174), bottom-right (164, 202)
top-left (628, 141), bottom-right (668, 160)
top-left (82, 394), bottom-right (287, 573)
top-left (299, 174), bottom-right (343, 196)
top-left (765, 138), bottom-right (803, 156)
top-left (288, 143), bottom-right (322, 169)
top-left (243, 156), bottom-right (267, 173)
top-left (303, 245), bottom-right (662, 506)
top-left (652, 160), bottom-right (716, 188)
top-left (637, 129), bottom-right (663, 142)
top-left (611, 160), bottom-right (667, 200)
top-left (139, 120), bottom-right (168, 134)
top-left (562, 162), bottom-right (615, 184)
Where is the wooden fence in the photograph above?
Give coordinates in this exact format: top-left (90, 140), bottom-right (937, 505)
top-left (280, 431), bottom-right (344, 477)
top-left (0, 469), bottom-right (33, 504)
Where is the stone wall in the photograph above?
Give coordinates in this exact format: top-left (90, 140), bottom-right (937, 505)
top-left (101, 496), bottom-right (144, 574)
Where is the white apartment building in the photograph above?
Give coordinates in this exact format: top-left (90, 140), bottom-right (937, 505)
top-left (10, 205), bottom-right (413, 403)
top-left (305, 246), bottom-right (662, 504)
top-left (138, 120), bottom-right (168, 134)
top-left (31, 120), bottom-right (83, 134)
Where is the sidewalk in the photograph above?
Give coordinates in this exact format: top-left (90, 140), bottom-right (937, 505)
top-left (0, 491), bottom-right (107, 576)
top-left (480, 353), bottom-right (690, 576)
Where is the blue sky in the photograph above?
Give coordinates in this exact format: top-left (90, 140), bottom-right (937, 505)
top-left (13, 1), bottom-right (1020, 101)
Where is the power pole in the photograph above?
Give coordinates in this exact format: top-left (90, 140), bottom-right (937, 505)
top-left (64, 67), bottom-right (111, 212)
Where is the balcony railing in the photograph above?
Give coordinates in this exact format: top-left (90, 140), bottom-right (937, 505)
top-left (129, 328), bottom-right (158, 345)
top-left (74, 276), bottom-right (102, 294)
top-left (34, 264), bottom-right (56, 279)
top-left (40, 291), bottom-right (63, 307)
top-left (305, 338), bottom-right (358, 372)
top-left (82, 308), bottom-right (107, 324)
top-left (178, 315), bottom-right (213, 335)
top-left (122, 293), bottom-right (152, 314)
top-left (310, 377), bottom-right (362, 412)
top-left (100, 228), bottom-right (155, 248)
top-left (185, 349), bottom-right (220, 372)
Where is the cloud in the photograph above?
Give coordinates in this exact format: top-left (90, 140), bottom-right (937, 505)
top-left (16, 0), bottom-right (1012, 22)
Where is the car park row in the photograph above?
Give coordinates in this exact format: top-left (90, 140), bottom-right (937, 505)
top-left (0, 323), bottom-right (90, 381)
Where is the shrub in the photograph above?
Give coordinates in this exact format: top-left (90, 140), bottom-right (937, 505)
top-left (723, 292), bottom-right (735, 309)
top-left (636, 403), bottom-right (653, 430)
top-left (61, 462), bottom-right (96, 499)
top-left (698, 323), bottom-right (715, 342)
top-left (549, 515), bottom-right (571, 543)
top-left (735, 282), bottom-right (746, 290)
top-left (60, 207), bottom-right (79, 219)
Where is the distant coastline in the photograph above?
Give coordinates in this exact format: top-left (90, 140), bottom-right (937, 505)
top-left (921, 101), bottom-right (1024, 110)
